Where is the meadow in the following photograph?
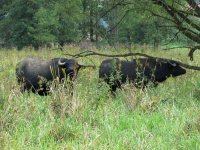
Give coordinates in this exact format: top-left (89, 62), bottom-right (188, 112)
top-left (0, 46), bottom-right (200, 149)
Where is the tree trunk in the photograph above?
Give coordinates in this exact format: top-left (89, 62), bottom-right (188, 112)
top-left (89, 0), bottom-right (94, 42)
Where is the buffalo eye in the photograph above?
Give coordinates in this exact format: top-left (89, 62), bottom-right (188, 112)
top-left (66, 63), bottom-right (74, 71)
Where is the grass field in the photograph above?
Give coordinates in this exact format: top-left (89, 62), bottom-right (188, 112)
top-left (0, 47), bottom-right (200, 149)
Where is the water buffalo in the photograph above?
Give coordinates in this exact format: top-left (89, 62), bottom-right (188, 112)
top-left (16, 57), bottom-right (85, 96)
top-left (99, 58), bottom-right (186, 93)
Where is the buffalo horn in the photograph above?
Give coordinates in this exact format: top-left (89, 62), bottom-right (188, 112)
top-left (163, 61), bottom-right (177, 67)
top-left (168, 61), bottom-right (177, 67)
top-left (58, 59), bottom-right (66, 66)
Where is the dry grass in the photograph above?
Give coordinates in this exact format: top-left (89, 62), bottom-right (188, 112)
top-left (121, 84), bottom-right (141, 111)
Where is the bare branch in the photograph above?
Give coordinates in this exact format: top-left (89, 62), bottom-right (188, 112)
top-left (107, 9), bottom-right (133, 32)
top-left (147, 9), bottom-right (176, 23)
top-left (186, 0), bottom-right (200, 16)
top-left (158, 25), bottom-right (177, 28)
top-left (96, 0), bottom-right (126, 23)
top-left (64, 50), bottom-right (200, 71)
top-left (188, 45), bottom-right (200, 60)
top-left (164, 29), bottom-right (182, 45)
top-left (162, 46), bottom-right (192, 50)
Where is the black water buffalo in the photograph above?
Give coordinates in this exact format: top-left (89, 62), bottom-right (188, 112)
top-left (99, 58), bottom-right (186, 93)
top-left (16, 57), bottom-right (85, 96)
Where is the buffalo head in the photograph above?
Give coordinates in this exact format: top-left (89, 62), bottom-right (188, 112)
top-left (58, 58), bottom-right (82, 80)
top-left (166, 61), bottom-right (186, 77)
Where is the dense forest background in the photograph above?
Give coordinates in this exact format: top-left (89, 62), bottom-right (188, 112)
top-left (0, 0), bottom-right (199, 50)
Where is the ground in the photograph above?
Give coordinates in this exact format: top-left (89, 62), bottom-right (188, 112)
top-left (0, 46), bottom-right (200, 149)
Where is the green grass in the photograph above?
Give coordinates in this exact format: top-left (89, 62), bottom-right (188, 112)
top-left (0, 47), bottom-right (200, 149)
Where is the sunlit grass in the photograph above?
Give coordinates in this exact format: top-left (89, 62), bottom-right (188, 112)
top-left (0, 47), bottom-right (200, 149)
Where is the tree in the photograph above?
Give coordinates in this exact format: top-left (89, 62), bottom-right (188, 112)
top-left (0, 0), bottom-right (42, 49)
top-left (54, 0), bottom-right (83, 47)
top-left (105, 0), bottom-right (173, 49)
top-left (0, 0), bottom-right (13, 47)
top-left (0, 0), bottom-right (83, 49)
top-left (149, 0), bottom-right (200, 60)
top-left (1, 0), bottom-right (196, 50)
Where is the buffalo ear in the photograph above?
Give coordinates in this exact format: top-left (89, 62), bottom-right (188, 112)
top-left (78, 64), bottom-right (86, 69)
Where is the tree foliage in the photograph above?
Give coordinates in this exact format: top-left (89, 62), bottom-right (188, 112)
top-left (149, 0), bottom-right (200, 59)
top-left (0, 0), bottom-right (197, 49)
top-left (0, 0), bottom-right (82, 49)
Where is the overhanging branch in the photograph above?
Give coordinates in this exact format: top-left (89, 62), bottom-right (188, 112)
top-left (188, 45), bottom-right (200, 60)
top-left (64, 50), bottom-right (200, 71)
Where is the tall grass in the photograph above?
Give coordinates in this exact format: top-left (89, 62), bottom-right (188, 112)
top-left (0, 47), bottom-right (200, 149)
